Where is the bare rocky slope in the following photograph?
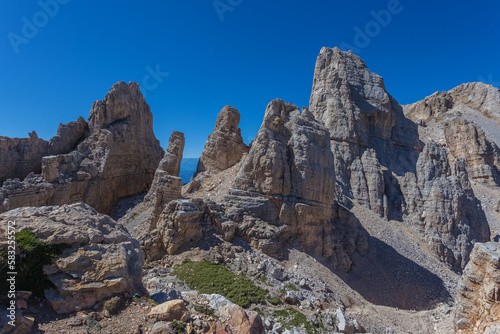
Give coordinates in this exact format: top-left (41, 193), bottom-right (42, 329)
top-left (1, 48), bottom-right (500, 334)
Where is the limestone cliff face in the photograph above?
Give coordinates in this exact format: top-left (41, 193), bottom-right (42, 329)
top-left (195, 105), bottom-right (248, 176)
top-left (228, 99), bottom-right (368, 272)
top-left (0, 81), bottom-right (164, 214)
top-left (307, 47), bottom-right (490, 271)
top-left (308, 46), bottom-right (421, 215)
top-left (401, 142), bottom-right (490, 269)
top-left (444, 118), bottom-right (500, 185)
top-left (404, 83), bottom-right (500, 186)
top-left (0, 117), bottom-right (88, 183)
top-left (454, 242), bottom-right (500, 334)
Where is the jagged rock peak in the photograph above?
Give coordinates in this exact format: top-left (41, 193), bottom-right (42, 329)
top-left (88, 81), bottom-right (152, 133)
top-left (158, 131), bottom-right (185, 177)
top-left (309, 46), bottom-right (396, 145)
top-left (195, 105), bottom-right (248, 175)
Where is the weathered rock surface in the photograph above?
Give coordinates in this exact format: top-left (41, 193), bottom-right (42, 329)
top-left (454, 242), bottom-right (500, 334)
top-left (199, 294), bottom-right (265, 334)
top-left (404, 82), bottom-right (500, 186)
top-left (228, 99), bottom-right (368, 271)
top-left (405, 82), bottom-right (500, 124)
top-left (401, 141), bottom-right (490, 270)
top-left (143, 131), bottom-right (185, 224)
top-left (0, 81), bottom-right (164, 214)
top-left (307, 47), bottom-right (490, 271)
top-left (0, 117), bottom-right (88, 183)
top-left (0, 203), bottom-right (143, 314)
top-left (137, 198), bottom-right (222, 260)
top-left (147, 299), bottom-right (188, 321)
top-left (444, 118), bottom-right (500, 185)
top-left (195, 105), bottom-right (248, 176)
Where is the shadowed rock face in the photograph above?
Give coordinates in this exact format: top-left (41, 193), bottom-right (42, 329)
top-left (454, 242), bottom-right (500, 334)
top-left (308, 46), bottom-right (421, 215)
top-left (307, 47), bottom-right (490, 272)
top-left (404, 83), bottom-right (500, 186)
top-left (195, 105), bottom-right (248, 176)
top-left (402, 142), bottom-right (490, 269)
top-left (0, 81), bottom-right (164, 214)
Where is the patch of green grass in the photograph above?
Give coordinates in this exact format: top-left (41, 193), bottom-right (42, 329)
top-left (171, 320), bottom-right (185, 334)
top-left (0, 229), bottom-right (67, 297)
top-left (172, 260), bottom-right (269, 308)
top-left (193, 303), bottom-right (216, 317)
top-left (272, 308), bottom-right (320, 333)
top-left (267, 295), bottom-right (281, 305)
top-left (286, 283), bottom-right (298, 291)
top-left (258, 276), bottom-right (267, 284)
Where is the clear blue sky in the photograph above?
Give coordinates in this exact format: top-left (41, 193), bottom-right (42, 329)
top-left (1, 0), bottom-right (499, 157)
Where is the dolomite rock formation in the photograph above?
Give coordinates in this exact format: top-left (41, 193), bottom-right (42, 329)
top-left (137, 198), bottom-right (222, 260)
top-left (195, 105), bottom-right (248, 176)
top-left (405, 82), bottom-right (500, 124)
top-left (141, 131), bottom-right (185, 231)
top-left (306, 47), bottom-right (490, 271)
top-left (0, 117), bottom-right (88, 183)
top-left (404, 84), bottom-right (500, 186)
top-left (401, 142), bottom-right (490, 269)
top-left (228, 99), bottom-right (368, 271)
top-left (0, 81), bottom-right (164, 214)
top-left (444, 118), bottom-right (500, 185)
top-left (0, 203), bottom-right (143, 314)
top-left (454, 242), bottom-right (500, 334)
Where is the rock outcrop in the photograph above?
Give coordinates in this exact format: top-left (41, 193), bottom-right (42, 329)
top-left (137, 198), bottom-right (224, 261)
top-left (404, 82), bottom-right (500, 186)
top-left (0, 81), bottom-right (164, 214)
top-left (307, 47), bottom-right (490, 271)
top-left (143, 131), bottom-right (185, 224)
top-left (401, 142), bottom-right (490, 269)
top-left (444, 118), bottom-right (500, 185)
top-left (195, 105), bottom-right (248, 176)
top-left (0, 117), bottom-right (88, 183)
top-left (405, 82), bottom-right (500, 124)
top-left (454, 242), bottom-right (500, 334)
top-left (227, 99), bottom-right (368, 271)
top-left (0, 203), bottom-right (143, 314)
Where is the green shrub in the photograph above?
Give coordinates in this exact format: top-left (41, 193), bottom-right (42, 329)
top-left (172, 260), bottom-right (269, 307)
top-left (0, 229), bottom-right (66, 297)
top-left (267, 295), bottom-right (281, 305)
top-left (286, 283), bottom-right (298, 291)
top-left (272, 308), bottom-right (320, 333)
top-left (171, 320), bottom-right (185, 334)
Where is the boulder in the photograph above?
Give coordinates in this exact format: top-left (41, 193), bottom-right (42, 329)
top-left (147, 299), bottom-right (188, 321)
top-left (0, 203), bottom-right (144, 313)
top-left (402, 141), bottom-right (490, 271)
